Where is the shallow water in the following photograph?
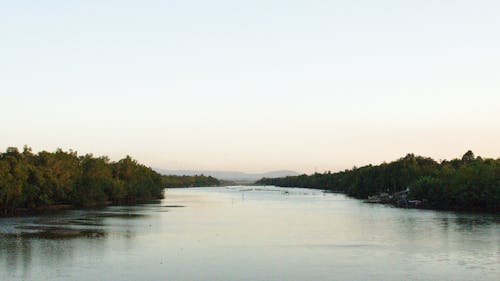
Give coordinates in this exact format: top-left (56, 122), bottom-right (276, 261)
top-left (0, 186), bottom-right (498, 281)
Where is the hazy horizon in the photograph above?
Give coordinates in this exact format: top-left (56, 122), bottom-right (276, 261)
top-left (1, 1), bottom-right (499, 173)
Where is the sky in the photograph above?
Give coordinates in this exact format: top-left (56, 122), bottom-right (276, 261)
top-left (1, 0), bottom-right (499, 173)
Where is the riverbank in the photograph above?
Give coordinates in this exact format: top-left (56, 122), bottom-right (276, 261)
top-left (361, 189), bottom-right (499, 213)
top-left (256, 151), bottom-right (500, 213)
top-left (0, 198), bottom-right (166, 218)
top-left (0, 147), bottom-right (164, 216)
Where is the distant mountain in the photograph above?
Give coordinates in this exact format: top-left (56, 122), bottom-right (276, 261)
top-left (154, 169), bottom-right (299, 183)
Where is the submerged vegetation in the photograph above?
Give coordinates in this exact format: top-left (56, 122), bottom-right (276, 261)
top-left (257, 151), bottom-right (499, 212)
top-left (0, 146), bottom-right (164, 215)
top-left (161, 174), bottom-right (221, 188)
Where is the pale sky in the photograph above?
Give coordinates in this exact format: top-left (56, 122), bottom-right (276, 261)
top-left (1, 0), bottom-right (499, 173)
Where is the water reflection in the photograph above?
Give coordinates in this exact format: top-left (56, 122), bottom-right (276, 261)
top-left (0, 204), bottom-right (162, 279)
top-left (453, 215), bottom-right (499, 228)
top-left (2, 237), bottom-right (31, 279)
top-left (0, 186), bottom-right (498, 281)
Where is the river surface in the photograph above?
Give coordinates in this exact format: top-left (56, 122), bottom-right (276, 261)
top-left (0, 186), bottom-right (498, 281)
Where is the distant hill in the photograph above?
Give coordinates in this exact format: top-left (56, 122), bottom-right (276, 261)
top-left (154, 169), bottom-right (299, 183)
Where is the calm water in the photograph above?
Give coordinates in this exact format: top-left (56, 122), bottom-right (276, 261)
top-left (1, 186), bottom-right (498, 281)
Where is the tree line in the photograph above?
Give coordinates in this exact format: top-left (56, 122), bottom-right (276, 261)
top-left (0, 146), bottom-right (164, 215)
top-left (161, 175), bottom-right (221, 188)
top-left (257, 151), bottom-right (499, 212)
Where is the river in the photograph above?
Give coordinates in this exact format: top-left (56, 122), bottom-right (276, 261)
top-left (0, 186), bottom-right (498, 281)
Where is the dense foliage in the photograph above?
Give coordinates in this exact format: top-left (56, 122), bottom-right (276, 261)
top-left (161, 175), bottom-right (220, 188)
top-left (0, 146), bottom-right (164, 215)
top-left (257, 151), bottom-right (499, 212)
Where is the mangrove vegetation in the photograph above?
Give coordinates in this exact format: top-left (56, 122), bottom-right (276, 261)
top-left (161, 174), bottom-right (221, 188)
top-left (257, 151), bottom-right (499, 212)
top-left (0, 146), bottom-right (164, 215)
